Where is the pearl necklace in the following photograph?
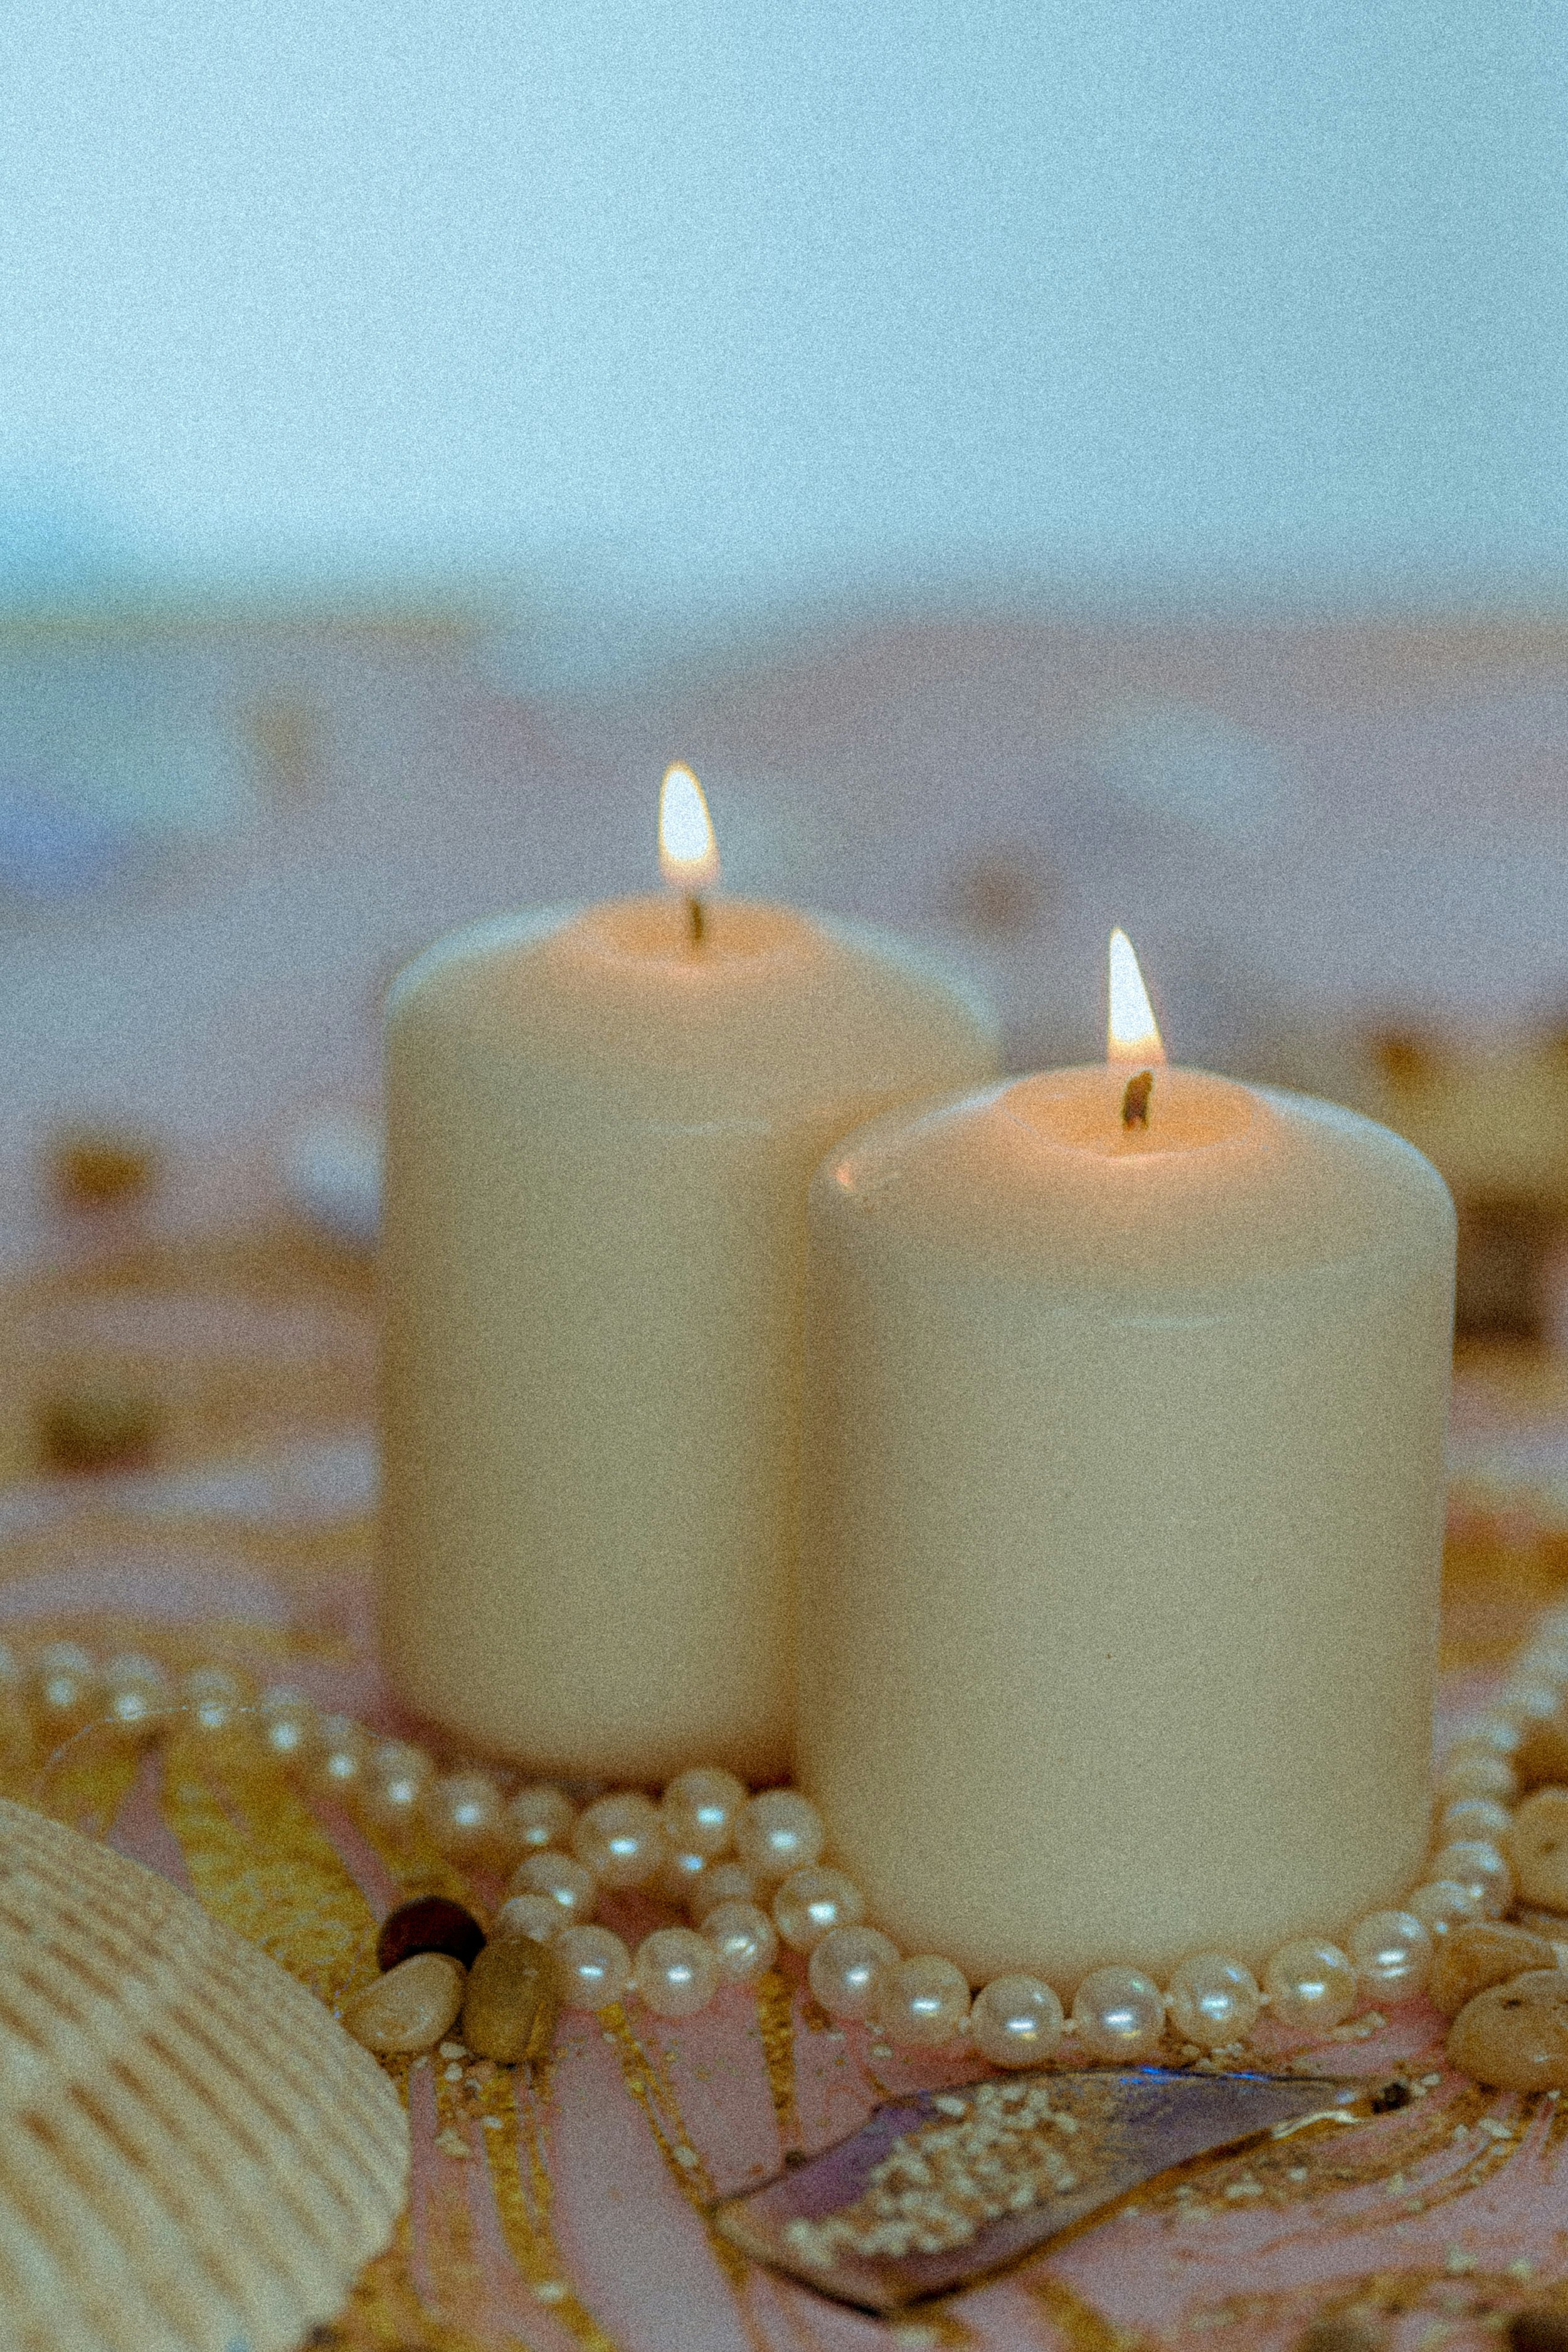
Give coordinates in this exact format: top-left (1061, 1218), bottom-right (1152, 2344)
top-left (13, 1615), bottom-right (1550, 2069)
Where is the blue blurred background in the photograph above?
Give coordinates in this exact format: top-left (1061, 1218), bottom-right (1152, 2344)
top-left (4, 0), bottom-right (1568, 1296)
top-left (0, 0), bottom-right (1560, 650)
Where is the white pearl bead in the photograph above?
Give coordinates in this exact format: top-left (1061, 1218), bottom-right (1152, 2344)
top-left (808, 1926), bottom-right (900, 2021)
top-left (504, 1783), bottom-right (575, 1855)
top-left (1262, 1939), bottom-right (1357, 2032)
top-left (1164, 1954), bottom-right (1261, 2049)
top-left (256, 1684), bottom-right (318, 1761)
top-left (555, 1924), bottom-right (632, 2010)
top-left (510, 1851), bottom-right (596, 1924)
top-left (1454, 1716), bottom-right (1524, 1759)
top-left (1438, 1796), bottom-right (1512, 1845)
top-left (309, 1714), bottom-right (367, 1794)
top-left (358, 1741), bottom-right (433, 1829)
top-left (734, 1790), bottom-right (825, 1882)
top-left (1406, 1878), bottom-right (1485, 1938)
top-left (1428, 1839), bottom-right (1513, 1918)
top-left (772, 1867), bottom-right (864, 1954)
top-left (573, 1793), bottom-right (665, 1888)
top-left (1436, 1751), bottom-right (1518, 1804)
top-left (633, 1927), bottom-right (720, 2018)
top-left (970, 1974), bottom-right (1064, 2067)
top-left (182, 1665), bottom-right (247, 1734)
top-left (874, 1955), bottom-right (971, 2047)
top-left (102, 1653), bottom-right (171, 1730)
top-left (494, 1892), bottom-right (567, 1944)
top-left (1346, 1909), bottom-right (1433, 1997)
top-left (660, 1767), bottom-right (748, 1858)
top-left (657, 1848), bottom-right (713, 1907)
top-left (688, 1860), bottom-right (758, 1922)
top-left (1071, 1966), bottom-right (1165, 2061)
top-left (702, 1900), bottom-right (778, 1986)
top-left (424, 1770), bottom-right (504, 1853)
top-left (1493, 1680), bottom-right (1560, 1725)
top-left (34, 1643), bottom-right (100, 1723)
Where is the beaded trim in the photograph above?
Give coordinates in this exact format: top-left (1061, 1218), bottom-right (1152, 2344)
top-left (11, 1617), bottom-right (1554, 2065)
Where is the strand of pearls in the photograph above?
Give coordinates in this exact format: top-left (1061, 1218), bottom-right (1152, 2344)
top-left (13, 1625), bottom-right (1546, 2065)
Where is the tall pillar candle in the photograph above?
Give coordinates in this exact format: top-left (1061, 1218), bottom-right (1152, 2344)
top-left (382, 882), bottom-right (997, 1783)
top-left (798, 973), bottom-right (1454, 1985)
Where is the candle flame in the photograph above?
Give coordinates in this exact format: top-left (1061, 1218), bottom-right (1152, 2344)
top-left (659, 763), bottom-right (721, 893)
top-left (1106, 929), bottom-right (1165, 1066)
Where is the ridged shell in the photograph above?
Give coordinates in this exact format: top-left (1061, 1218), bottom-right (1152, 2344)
top-left (0, 1796), bottom-right (408, 2352)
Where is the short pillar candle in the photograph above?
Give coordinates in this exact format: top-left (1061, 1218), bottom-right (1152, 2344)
top-left (381, 774), bottom-right (997, 1783)
top-left (797, 936), bottom-right (1455, 1985)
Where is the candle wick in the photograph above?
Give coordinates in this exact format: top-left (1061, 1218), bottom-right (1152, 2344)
top-left (687, 894), bottom-right (705, 947)
top-left (1121, 1069), bottom-right (1154, 1129)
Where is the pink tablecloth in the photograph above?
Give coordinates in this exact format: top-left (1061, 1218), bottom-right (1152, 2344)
top-left (8, 1212), bottom-right (1568, 2349)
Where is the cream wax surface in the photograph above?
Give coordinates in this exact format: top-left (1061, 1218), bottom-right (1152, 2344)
top-left (381, 895), bottom-right (997, 1782)
top-left (798, 1066), bottom-right (1456, 1985)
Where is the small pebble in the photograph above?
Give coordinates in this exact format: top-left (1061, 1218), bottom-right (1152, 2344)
top-left (1294, 2319), bottom-right (1378, 2352)
top-left (460, 1933), bottom-right (559, 2064)
top-left (49, 1130), bottom-right (157, 1209)
top-left (38, 1377), bottom-right (159, 1473)
top-left (1506, 1786), bottom-right (1568, 1912)
top-left (435, 2128), bottom-right (470, 2159)
top-left (377, 1894), bottom-right (487, 1974)
top-left (1367, 2080), bottom-right (1411, 2112)
top-left (1429, 1921), bottom-right (1560, 2016)
top-left (342, 1951), bottom-right (466, 2053)
top-left (1520, 1710), bottom-right (1568, 1788)
top-left (1448, 1970), bottom-right (1568, 2090)
top-left (1509, 2316), bottom-right (1568, 2352)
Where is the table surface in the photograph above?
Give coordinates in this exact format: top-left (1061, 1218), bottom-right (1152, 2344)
top-left (13, 607), bottom-right (1568, 2346)
top-left (6, 1188), bottom-right (1568, 2352)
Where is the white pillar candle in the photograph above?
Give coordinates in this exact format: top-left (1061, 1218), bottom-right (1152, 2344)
top-left (798, 935), bottom-right (1454, 1986)
top-left (381, 774), bottom-right (997, 1783)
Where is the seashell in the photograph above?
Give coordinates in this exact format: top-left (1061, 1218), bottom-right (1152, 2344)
top-left (0, 1794), bottom-right (408, 2352)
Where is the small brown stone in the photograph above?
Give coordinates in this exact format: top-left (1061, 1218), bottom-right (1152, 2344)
top-left (49, 1130), bottom-right (158, 1210)
top-left (1428, 1921), bottom-right (1560, 2016)
top-left (1517, 1707), bottom-right (1568, 1789)
top-left (376, 1895), bottom-right (486, 1974)
top-left (1511, 2316), bottom-right (1568, 2352)
top-left (343, 1951), bottom-right (466, 2054)
top-left (1506, 1786), bottom-right (1568, 1912)
top-left (1295, 2320), bottom-right (1378, 2352)
top-left (38, 1377), bottom-right (160, 1473)
top-left (460, 1934), bottom-right (558, 2065)
top-left (1447, 1969), bottom-right (1568, 2090)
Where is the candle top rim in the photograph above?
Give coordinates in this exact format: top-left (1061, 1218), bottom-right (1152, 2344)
top-left (386, 896), bottom-right (1000, 1108)
top-left (815, 1067), bottom-right (1456, 1295)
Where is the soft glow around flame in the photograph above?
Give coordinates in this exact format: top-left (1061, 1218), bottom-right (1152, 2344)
top-left (659, 763), bottom-right (721, 893)
top-left (1106, 928), bottom-right (1166, 1066)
